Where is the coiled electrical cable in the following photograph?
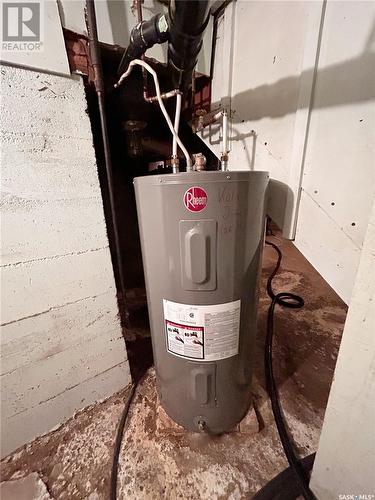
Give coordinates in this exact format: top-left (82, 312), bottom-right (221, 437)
top-left (264, 240), bottom-right (316, 500)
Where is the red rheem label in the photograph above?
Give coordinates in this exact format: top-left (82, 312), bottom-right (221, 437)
top-left (183, 186), bottom-right (208, 212)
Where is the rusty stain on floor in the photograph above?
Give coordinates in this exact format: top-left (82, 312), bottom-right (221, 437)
top-left (1, 235), bottom-right (347, 499)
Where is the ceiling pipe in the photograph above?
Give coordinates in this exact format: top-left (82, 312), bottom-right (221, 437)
top-left (117, 0), bottom-right (211, 92)
top-left (167, 0), bottom-right (211, 90)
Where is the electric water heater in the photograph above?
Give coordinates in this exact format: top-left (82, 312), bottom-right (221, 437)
top-left (134, 171), bottom-right (268, 433)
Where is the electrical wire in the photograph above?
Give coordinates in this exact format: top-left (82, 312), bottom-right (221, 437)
top-left (110, 383), bottom-right (137, 500)
top-left (115, 59), bottom-right (192, 171)
top-left (253, 452), bottom-right (316, 500)
top-left (265, 240), bottom-right (316, 500)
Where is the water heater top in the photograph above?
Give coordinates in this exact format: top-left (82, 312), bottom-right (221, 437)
top-left (133, 170), bottom-right (269, 187)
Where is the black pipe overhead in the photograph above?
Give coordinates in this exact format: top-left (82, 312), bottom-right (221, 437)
top-left (117, 13), bottom-right (169, 77)
top-left (167, 0), bottom-right (211, 90)
top-left (117, 0), bottom-right (211, 91)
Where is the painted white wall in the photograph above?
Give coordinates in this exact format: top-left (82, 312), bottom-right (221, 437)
top-left (0, 64), bottom-right (131, 457)
top-left (199, 0), bottom-right (324, 234)
top-left (294, 0), bottom-right (375, 304)
top-left (200, 0), bottom-right (375, 303)
top-left (310, 197), bottom-right (375, 499)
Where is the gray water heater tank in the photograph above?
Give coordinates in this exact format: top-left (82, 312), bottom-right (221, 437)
top-left (134, 171), bottom-right (268, 433)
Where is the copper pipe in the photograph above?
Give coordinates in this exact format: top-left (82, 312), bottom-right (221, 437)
top-left (85, 0), bottom-right (129, 324)
top-left (145, 89), bottom-right (180, 103)
top-left (136, 0), bottom-right (143, 22)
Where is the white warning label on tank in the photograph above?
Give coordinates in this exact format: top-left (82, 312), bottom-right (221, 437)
top-left (163, 299), bottom-right (241, 361)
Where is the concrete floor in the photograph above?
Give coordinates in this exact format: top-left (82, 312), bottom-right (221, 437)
top-left (1, 235), bottom-right (347, 499)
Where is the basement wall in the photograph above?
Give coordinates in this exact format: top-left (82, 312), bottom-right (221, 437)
top-left (0, 64), bottom-right (131, 457)
top-left (310, 198), bottom-right (375, 499)
top-left (294, 0), bottom-right (375, 303)
top-left (201, 0), bottom-right (375, 304)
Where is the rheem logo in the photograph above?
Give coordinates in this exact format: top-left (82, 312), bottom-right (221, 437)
top-left (183, 186), bottom-right (208, 213)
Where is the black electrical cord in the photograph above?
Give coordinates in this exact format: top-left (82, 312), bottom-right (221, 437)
top-left (109, 383), bottom-right (138, 500)
top-left (264, 240), bottom-right (316, 500)
top-left (253, 452), bottom-right (316, 500)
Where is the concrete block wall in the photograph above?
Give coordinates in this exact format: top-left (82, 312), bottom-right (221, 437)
top-left (0, 64), bottom-right (131, 457)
